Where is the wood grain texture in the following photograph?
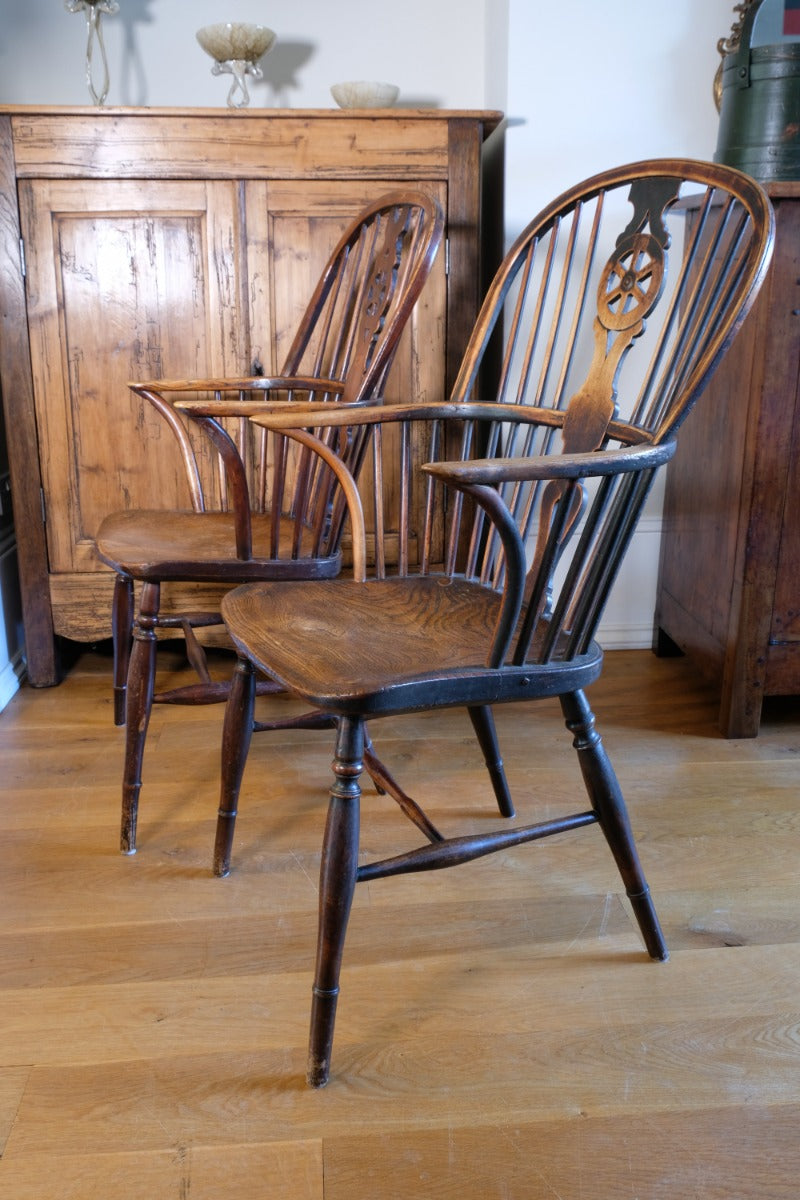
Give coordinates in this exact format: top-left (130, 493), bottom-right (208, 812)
top-left (7, 111), bottom-right (467, 181)
top-left (1, 647), bottom-right (800, 1194)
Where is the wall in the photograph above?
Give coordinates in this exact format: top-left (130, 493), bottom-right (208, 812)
top-left (0, 0), bottom-right (489, 110)
top-left (0, 0), bottom-right (744, 709)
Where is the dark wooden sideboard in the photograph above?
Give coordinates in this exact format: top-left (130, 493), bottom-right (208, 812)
top-left (654, 182), bottom-right (800, 737)
top-left (0, 106), bottom-right (504, 687)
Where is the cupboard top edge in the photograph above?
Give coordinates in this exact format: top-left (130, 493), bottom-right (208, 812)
top-left (2, 108), bottom-right (504, 181)
top-left (1, 105), bottom-right (503, 127)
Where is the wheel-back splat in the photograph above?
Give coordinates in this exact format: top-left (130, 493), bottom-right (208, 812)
top-left (528, 177), bottom-right (681, 605)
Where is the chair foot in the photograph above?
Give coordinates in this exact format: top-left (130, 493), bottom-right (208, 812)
top-left (213, 810), bottom-right (235, 877)
top-left (468, 706), bottom-right (515, 818)
top-left (113, 687), bottom-right (126, 727)
top-left (307, 986), bottom-right (339, 1087)
top-left (120, 783), bottom-right (140, 854)
top-left (628, 887), bottom-right (669, 961)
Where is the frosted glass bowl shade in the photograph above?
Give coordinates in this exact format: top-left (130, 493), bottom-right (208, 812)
top-left (196, 23), bottom-right (276, 63)
top-left (330, 81), bottom-right (400, 109)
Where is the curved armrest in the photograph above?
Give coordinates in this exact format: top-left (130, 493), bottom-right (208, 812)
top-left (247, 401), bottom-right (647, 448)
top-left (421, 438), bottom-right (676, 488)
top-left (129, 375), bottom-right (344, 395)
top-left (127, 377), bottom-right (348, 513)
top-left (131, 377), bottom-right (346, 420)
top-left (173, 396), bottom-right (354, 420)
top-left (249, 401), bottom-right (551, 432)
top-left (268, 429), bottom-right (368, 581)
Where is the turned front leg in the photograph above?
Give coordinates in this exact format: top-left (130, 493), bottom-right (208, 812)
top-left (307, 715), bottom-right (363, 1088)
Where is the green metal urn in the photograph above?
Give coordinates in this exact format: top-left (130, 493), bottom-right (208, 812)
top-left (715, 0), bottom-right (800, 181)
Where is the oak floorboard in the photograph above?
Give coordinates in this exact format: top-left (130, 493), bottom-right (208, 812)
top-left (323, 1108), bottom-right (800, 1199)
top-left (6, 973), bottom-right (800, 1158)
top-left (0, 1141), bottom-right (323, 1200)
top-left (1, 648), bottom-right (800, 1197)
top-left (0, 1070), bottom-right (29, 1155)
top-left (0, 940), bottom-right (798, 1070)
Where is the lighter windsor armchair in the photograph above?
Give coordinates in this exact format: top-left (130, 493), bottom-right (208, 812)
top-left (95, 191), bottom-right (444, 855)
top-left (219, 159), bottom-right (773, 1086)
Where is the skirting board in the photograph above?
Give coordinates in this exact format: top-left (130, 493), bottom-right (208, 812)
top-left (595, 517), bottom-right (661, 649)
top-left (0, 648), bottom-right (24, 713)
top-left (0, 533), bottom-right (24, 712)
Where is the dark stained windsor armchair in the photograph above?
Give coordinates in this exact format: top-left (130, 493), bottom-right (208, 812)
top-left (218, 159), bottom-right (773, 1086)
top-left (95, 191), bottom-right (444, 856)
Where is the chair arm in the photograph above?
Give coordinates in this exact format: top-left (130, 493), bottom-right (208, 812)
top-left (421, 438), bottom-right (676, 488)
top-left (248, 401), bottom-right (553, 432)
top-left (247, 401), bottom-right (647, 447)
top-left (266, 429), bottom-right (368, 580)
top-left (173, 396), bottom-right (352, 419)
top-left (129, 374), bottom-right (344, 395)
top-left (131, 377), bottom-right (346, 421)
top-left (127, 378), bottom-right (349, 514)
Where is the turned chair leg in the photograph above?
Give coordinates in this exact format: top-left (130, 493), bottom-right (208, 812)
top-left (467, 705), bottom-right (515, 818)
top-left (112, 573), bottom-right (134, 727)
top-left (214, 656), bottom-right (256, 877)
top-left (560, 689), bottom-right (668, 962)
top-left (307, 715), bottom-right (363, 1088)
top-left (120, 582), bottom-right (159, 855)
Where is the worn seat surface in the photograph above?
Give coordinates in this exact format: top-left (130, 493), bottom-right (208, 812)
top-left (96, 510), bottom-right (341, 581)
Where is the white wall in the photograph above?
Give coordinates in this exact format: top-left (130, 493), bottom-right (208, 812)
top-left (0, 0), bottom-right (743, 709)
top-left (505, 1), bottom-right (735, 236)
top-left (0, 0), bottom-right (489, 109)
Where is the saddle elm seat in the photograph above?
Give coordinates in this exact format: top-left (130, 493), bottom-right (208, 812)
top-left (97, 510), bottom-right (341, 582)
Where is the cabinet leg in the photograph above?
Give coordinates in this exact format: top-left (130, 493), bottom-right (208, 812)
top-left (719, 676), bottom-right (762, 739)
top-left (652, 625), bottom-right (683, 658)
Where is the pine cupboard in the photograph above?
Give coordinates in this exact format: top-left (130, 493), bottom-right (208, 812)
top-left (0, 106), bottom-right (503, 686)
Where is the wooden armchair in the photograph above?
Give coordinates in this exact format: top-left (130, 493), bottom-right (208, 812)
top-left (95, 191), bottom-right (444, 855)
top-left (216, 159), bottom-right (773, 1086)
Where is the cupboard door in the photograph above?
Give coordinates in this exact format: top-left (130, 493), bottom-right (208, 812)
top-left (19, 179), bottom-right (248, 575)
top-left (245, 179), bottom-right (447, 399)
top-left (247, 180), bottom-right (448, 560)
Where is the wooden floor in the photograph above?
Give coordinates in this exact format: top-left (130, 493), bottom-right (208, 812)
top-left (1, 645), bottom-right (799, 1197)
